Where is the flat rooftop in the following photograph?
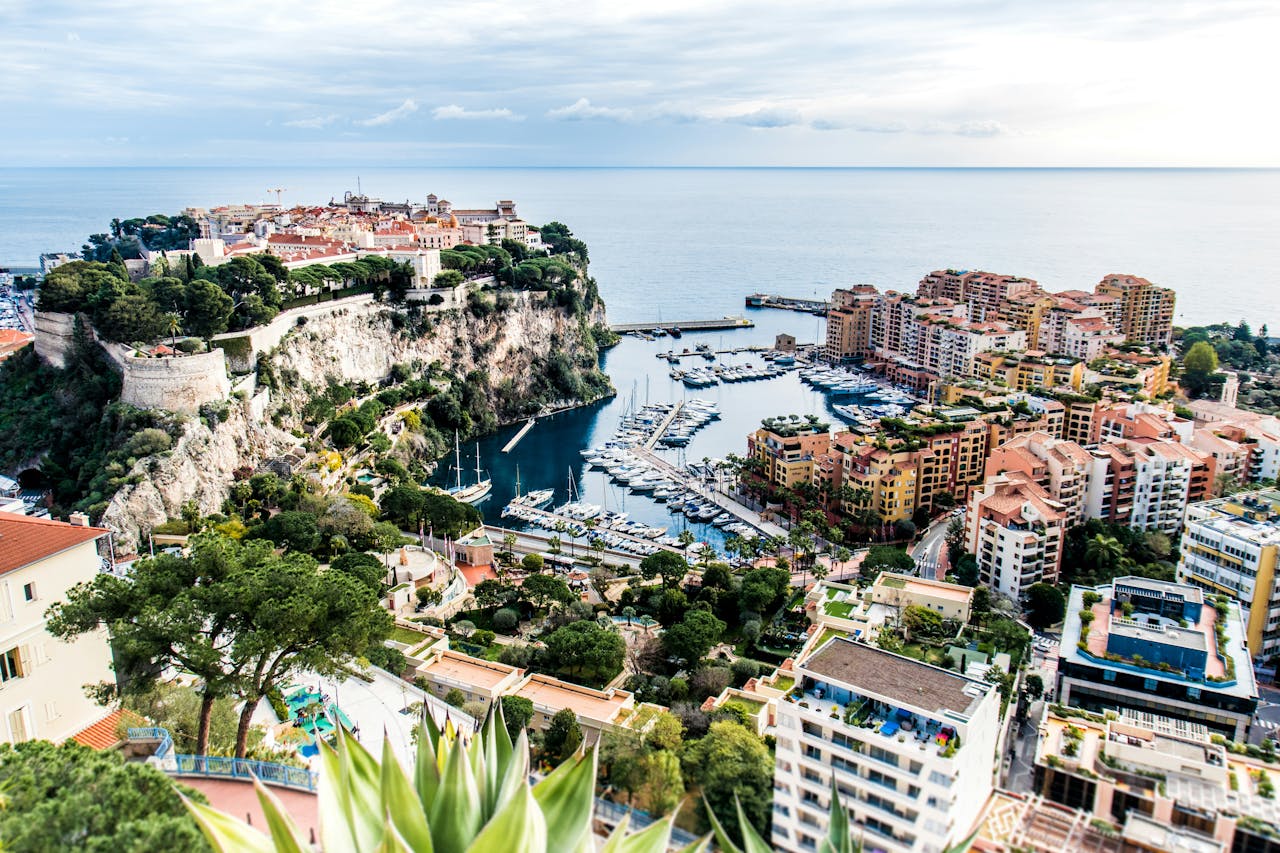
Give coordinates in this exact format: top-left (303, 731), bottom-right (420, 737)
top-left (419, 650), bottom-right (520, 691)
top-left (802, 637), bottom-right (988, 718)
top-left (514, 674), bottom-right (632, 724)
top-left (877, 572), bottom-right (973, 604)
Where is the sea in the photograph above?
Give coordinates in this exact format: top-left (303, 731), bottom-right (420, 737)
top-left (3, 167), bottom-right (1279, 549)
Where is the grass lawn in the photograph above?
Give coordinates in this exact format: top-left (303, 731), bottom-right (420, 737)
top-left (774, 675), bottom-right (795, 693)
top-left (482, 644), bottom-right (504, 662)
top-left (824, 600), bottom-right (855, 619)
top-left (390, 626), bottom-right (428, 645)
top-left (825, 587), bottom-right (840, 599)
top-left (815, 626), bottom-right (849, 649)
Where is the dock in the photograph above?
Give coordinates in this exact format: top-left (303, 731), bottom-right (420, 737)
top-left (641, 402), bottom-right (683, 451)
top-left (745, 293), bottom-right (829, 314)
top-left (630, 448), bottom-right (787, 539)
top-left (610, 315), bottom-right (754, 333)
top-left (501, 417), bottom-right (536, 453)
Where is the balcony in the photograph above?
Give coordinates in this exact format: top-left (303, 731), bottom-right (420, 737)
top-left (785, 681), bottom-right (961, 760)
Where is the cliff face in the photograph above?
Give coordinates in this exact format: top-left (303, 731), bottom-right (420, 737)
top-left (100, 404), bottom-right (295, 554)
top-left (100, 293), bottom-right (610, 553)
top-left (264, 293), bottom-right (609, 427)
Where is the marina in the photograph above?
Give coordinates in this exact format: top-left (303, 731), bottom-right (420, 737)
top-left (610, 315), bottom-right (754, 334)
top-left (500, 416), bottom-right (537, 453)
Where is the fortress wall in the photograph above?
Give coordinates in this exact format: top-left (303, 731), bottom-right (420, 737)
top-left (119, 349), bottom-right (231, 415)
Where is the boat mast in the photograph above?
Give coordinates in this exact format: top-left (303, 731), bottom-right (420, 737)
top-left (474, 443), bottom-right (483, 485)
top-left (515, 464), bottom-right (521, 499)
top-left (454, 431), bottom-right (462, 491)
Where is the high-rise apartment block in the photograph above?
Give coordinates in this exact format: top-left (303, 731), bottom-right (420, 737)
top-left (1094, 274), bottom-right (1176, 350)
top-left (824, 286), bottom-right (877, 362)
top-left (965, 472), bottom-right (1067, 599)
top-left (1179, 490), bottom-right (1280, 658)
top-left (772, 637), bottom-right (1001, 853)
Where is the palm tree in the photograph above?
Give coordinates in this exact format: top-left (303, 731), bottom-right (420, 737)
top-left (547, 534), bottom-right (562, 557)
top-left (1085, 534), bottom-right (1124, 573)
top-left (678, 529), bottom-right (696, 549)
top-left (622, 605), bottom-right (636, 626)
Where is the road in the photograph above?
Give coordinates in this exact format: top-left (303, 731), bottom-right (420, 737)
top-left (1252, 700), bottom-right (1280, 744)
top-left (911, 511), bottom-right (959, 580)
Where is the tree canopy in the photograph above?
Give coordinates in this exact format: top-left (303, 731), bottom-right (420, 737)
top-left (541, 620), bottom-right (626, 685)
top-left (0, 740), bottom-right (209, 853)
top-left (661, 608), bottom-right (726, 668)
top-left (681, 720), bottom-right (773, 841)
top-left (1025, 582), bottom-right (1067, 629)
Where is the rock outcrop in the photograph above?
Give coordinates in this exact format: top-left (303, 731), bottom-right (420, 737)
top-left (100, 291), bottom-right (609, 553)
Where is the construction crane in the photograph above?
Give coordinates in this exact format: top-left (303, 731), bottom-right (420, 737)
top-left (267, 187), bottom-right (287, 205)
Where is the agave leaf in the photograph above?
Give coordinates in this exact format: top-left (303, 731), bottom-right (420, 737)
top-left (319, 738), bottom-right (361, 853)
top-left (467, 723), bottom-right (488, 802)
top-left (531, 747), bottom-right (597, 852)
top-left (818, 780), bottom-right (855, 853)
top-left (701, 796), bottom-right (743, 853)
top-left (416, 715), bottom-right (442, 811)
top-left (492, 728), bottom-right (530, 813)
top-left (673, 831), bottom-right (712, 853)
top-left (599, 812), bottom-right (632, 853)
top-left (479, 709), bottom-right (502, 814)
top-left (464, 784), bottom-right (547, 853)
top-left (428, 736), bottom-right (483, 853)
top-left (612, 814), bottom-right (670, 853)
top-left (340, 727), bottom-right (390, 851)
top-left (734, 796), bottom-right (773, 853)
top-left (251, 777), bottom-right (309, 853)
top-left (381, 736), bottom-right (435, 853)
top-left (182, 795), bottom-right (276, 853)
top-left (490, 701), bottom-right (514, 782)
top-left (420, 707), bottom-right (443, 754)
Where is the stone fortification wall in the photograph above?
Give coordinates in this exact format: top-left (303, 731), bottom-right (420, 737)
top-left (211, 294), bottom-right (377, 372)
top-left (33, 311), bottom-right (77, 368)
top-left (118, 349), bottom-right (231, 415)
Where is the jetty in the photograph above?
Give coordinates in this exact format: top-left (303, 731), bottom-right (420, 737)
top-left (501, 417), bottom-right (536, 453)
top-left (641, 402), bottom-right (683, 451)
top-left (744, 293), bottom-right (829, 314)
top-left (610, 315), bottom-right (754, 333)
top-left (630, 447), bottom-right (787, 538)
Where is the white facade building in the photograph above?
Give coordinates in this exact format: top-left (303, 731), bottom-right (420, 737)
top-left (772, 637), bottom-right (1000, 853)
top-left (0, 514), bottom-right (117, 745)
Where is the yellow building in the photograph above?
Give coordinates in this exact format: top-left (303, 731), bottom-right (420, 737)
top-left (971, 350), bottom-right (1084, 392)
top-left (1095, 274), bottom-right (1176, 350)
top-left (748, 419), bottom-right (831, 490)
top-left (832, 433), bottom-right (919, 523)
top-left (1178, 490), bottom-right (1280, 657)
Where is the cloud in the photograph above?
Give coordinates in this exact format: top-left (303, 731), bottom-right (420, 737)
top-left (358, 99), bottom-right (419, 127)
top-left (950, 119), bottom-right (1011, 138)
top-left (546, 98), bottom-right (634, 122)
top-left (284, 114), bottom-right (339, 129)
top-left (432, 104), bottom-right (523, 121)
top-left (728, 107), bottom-right (805, 128)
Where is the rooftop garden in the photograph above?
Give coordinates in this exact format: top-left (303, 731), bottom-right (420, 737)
top-left (760, 413), bottom-right (830, 436)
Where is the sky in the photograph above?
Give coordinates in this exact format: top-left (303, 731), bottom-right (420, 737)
top-left (1, 0), bottom-right (1277, 167)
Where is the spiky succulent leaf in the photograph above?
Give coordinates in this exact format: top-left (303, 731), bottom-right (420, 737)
top-left (702, 796), bottom-right (743, 853)
top-left (428, 737), bottom-right (483, 853)
top-left (339, 727), bottom-right (390, 851)
top-left (600, 812), bottom-right (633, 853)
top-left (463, 783), bottom-right (547, 853)
top-left (251, 777), bottom-right (309, 853)
top-left (819, 779), bottom-right (857, 853)
top-left (531, 747), bottom-right (597, 853)
top-left (673, 832), bottom-right (712, 853)
top-left (734, 796), bottom-right (773, 853)
top-left (610, 814), bottom-right (671, 853)
top-left (182, 794), bottom-right (277, 853)
top-left (381, 737), bottom-right (434, 853)
top-left (415, 717), bottom-right (442, 811)
top-left (319, 738), bottom-right (361, 853)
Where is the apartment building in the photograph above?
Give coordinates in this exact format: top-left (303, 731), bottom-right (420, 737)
top-left (824, 286), bottom-right (878, 362)
top-left (966, 472), bottom-right (1067, 599)
top-left (806, 575), bottom-right (975, 646)
top-left (0, 513), bottom-right (117, 745)
top-left (773, 637), bottom-right (1001, 853)
top-left (833, 434), bottom-right (919, 524)
top-left (917, 269), bottom-right (1040, 323)
top-left (970, 350), bottom-right (1084, 392)
top-left (1033, 295), bottom-right (1120, 358)
top-left (413, 647), bottom-right (524, 711)
top-left (1178, 491), bottom-right (1280, 659)
top-left (1094, 275), bottom-right (1176, 350)
top-left (985, 430), bottom-right (1094, 525)
top-left (748, 420), bottom-right (832, 490)
top-left (1033, 707), bottom-right (1280, 853)
top-left (1057, 578), bottom-right (1258, 740)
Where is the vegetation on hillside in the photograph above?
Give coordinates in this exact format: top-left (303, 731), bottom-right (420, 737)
top-left (1178, 321), bottom-right (1278, 412)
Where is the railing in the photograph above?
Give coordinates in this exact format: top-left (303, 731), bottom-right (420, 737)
top-left (126, 726), bottom-right (318, 792)
top-left (593, 796), bottom-right (700, 847)
top-left (127, 726), bottom-right (173, 758)
top-left (173, 754), bottom-right (318, 792)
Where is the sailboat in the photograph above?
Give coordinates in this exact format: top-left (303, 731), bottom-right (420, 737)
top-left (510, 464), bottom-right (554, 509)
top-left (447, 432), bottom-right (492, 504)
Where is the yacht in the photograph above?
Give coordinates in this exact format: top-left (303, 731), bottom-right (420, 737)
top-left (446, 433), bottom-right (492, 504)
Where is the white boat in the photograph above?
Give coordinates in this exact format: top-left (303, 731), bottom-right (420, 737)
top-left (447, 433), bottom-right (492, 504)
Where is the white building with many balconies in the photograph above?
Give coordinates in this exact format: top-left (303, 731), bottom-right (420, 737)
top-left (772, 637), bottom-right (1001, 853)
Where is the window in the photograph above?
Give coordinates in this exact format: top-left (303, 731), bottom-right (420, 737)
top-left (0, 648), bottom-right (22, 683)
top-left (21, 583), bottom-right (35, 602)
top-left (7, 707), bottom-right (29, 743)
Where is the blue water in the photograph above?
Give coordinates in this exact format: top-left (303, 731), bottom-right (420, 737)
top-left (2, 167), bottom-right (1278, 328)
top-left (4, 167), bottom-right (1279, 548)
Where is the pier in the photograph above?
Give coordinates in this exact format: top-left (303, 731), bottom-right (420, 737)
top-left (744, 293), bottom-right (829, 313)
top-left (641, 402), bottom-right (683, 451)
top-left (630, 448), bottom-right (787, 539)
top-left (610, 315), bottom-right (754, 333)
top-left (501, 417), bottom-right (536, 453)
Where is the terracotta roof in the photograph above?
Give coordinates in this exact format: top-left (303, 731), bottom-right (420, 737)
top-left (71, 708), bottom-right (145, 750)
top-left (0, 513), bottom-right (108, 575)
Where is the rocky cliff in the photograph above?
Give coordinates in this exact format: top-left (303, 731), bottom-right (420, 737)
top-left (100, 291), bottom-right (610, 552)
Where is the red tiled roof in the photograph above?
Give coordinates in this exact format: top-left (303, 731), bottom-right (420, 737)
top-left (0, 513), bottom-right (108, 575)
top-left (71, 709), bottom-right (145, 750)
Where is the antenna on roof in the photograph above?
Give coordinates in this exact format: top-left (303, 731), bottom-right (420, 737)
top-left (357, 176), bottom-right (363, 197)
top-left (267, 187), bottom-right (287, 205)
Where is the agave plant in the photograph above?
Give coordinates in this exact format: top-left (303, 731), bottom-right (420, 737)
top-left (706, 783), bottom-right (860, 853)
top-left (184, 703), bottom-right (859, 852)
